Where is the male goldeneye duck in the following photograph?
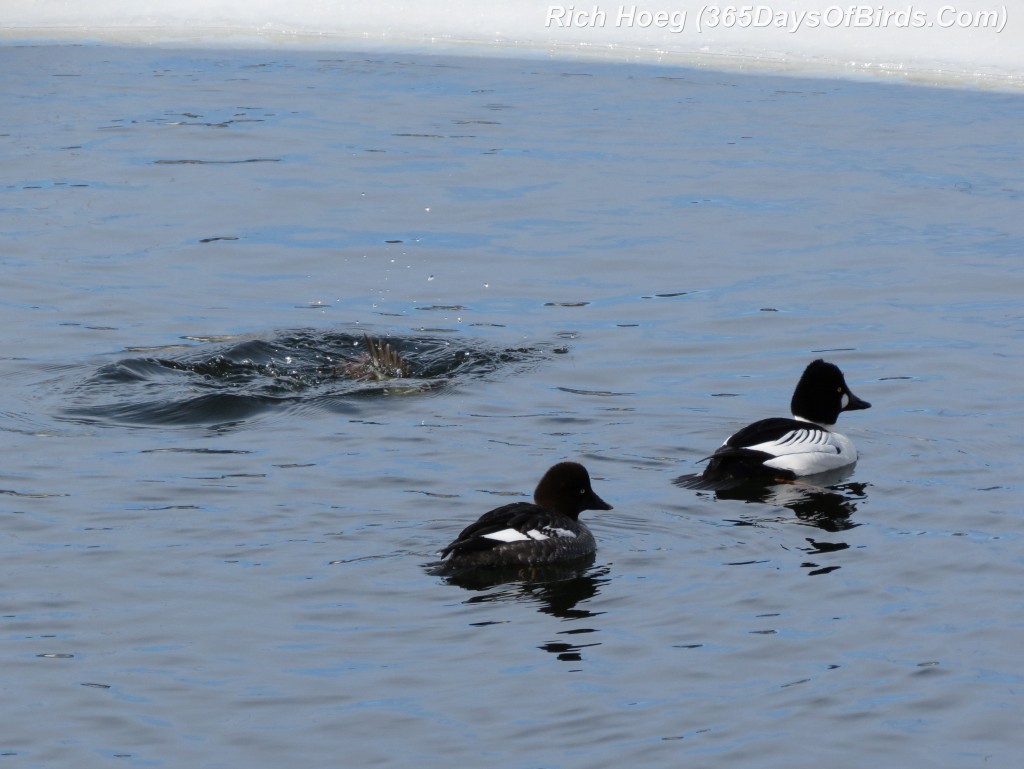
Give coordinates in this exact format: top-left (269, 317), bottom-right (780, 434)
top-left (701, 359), bottom-right (871, 483)
top-left (437, 462), bottom-right (612, 574)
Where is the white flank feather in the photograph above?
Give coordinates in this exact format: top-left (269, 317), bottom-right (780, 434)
top-left (482, 528), bottom-right (532, 544)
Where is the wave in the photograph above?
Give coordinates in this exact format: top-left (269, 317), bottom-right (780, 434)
top-left (62, 329), bottom-right (547, 428)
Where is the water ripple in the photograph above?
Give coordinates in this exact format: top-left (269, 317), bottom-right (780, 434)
top-left (62, 329), bottom-right (548, 428)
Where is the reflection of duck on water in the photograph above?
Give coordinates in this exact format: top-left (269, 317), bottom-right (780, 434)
top-left (710, 476), bottom-right (869, 532)
top-left (442, 553), bottom-right (599, 592)
top-left (678, 459), bottom-right (868, 529)
top-left (676, 472), bottom-right (867, 574)
top-left (455, 565), bottom-right (611, 661)
top-left (334, 334), bottom-right (412, 381)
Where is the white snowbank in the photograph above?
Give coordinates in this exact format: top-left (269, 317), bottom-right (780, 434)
top-left (4, 1), bottom-right (1022, 86)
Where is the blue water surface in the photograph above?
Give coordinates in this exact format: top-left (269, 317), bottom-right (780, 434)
top-left (1, 42), bottom-right (1023, 769)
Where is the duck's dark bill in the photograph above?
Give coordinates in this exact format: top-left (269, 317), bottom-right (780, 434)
top-left (844, 392), bottom-right (871, 411)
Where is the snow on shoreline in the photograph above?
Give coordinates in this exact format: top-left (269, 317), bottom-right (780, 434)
top-left (3, 1), bottom-right (1022, 88)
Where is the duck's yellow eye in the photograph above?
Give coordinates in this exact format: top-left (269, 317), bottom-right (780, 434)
top-left (837, 387), bottom-right (843, 393)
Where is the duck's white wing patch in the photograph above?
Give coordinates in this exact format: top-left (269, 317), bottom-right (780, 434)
top-left (761, 430), bottom-right (857, 475)
top-left (482, 528), bottom-right (532, 543)
top-left (481, 526), bottom-right (575, 543)
top-left (748, 428), bottom-right (838, 458)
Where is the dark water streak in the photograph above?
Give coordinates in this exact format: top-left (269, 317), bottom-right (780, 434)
top-left (62, 329), bottom-right (548, 427)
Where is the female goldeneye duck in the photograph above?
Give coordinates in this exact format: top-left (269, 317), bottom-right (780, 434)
top-left (437, 462), bottom-right (612, 574)
top-left (334, 334), bottom-right (411, 381)
top-left (701, 359), bottom-right (871, 483)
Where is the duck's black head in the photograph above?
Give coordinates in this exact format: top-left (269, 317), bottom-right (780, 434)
top-left (533, 461), bottom-right (613, 520)
top-left (791, 359), bottom-right (871, 426)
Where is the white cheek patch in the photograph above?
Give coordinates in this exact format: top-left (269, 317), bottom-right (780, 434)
top-left (483, 528), bottom-right (531, 543)
top-left (841, 393), bottom-right (850, 409)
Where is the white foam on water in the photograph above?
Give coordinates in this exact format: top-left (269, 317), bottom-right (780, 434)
top-left (3, 1), bottom-right (1023, 87)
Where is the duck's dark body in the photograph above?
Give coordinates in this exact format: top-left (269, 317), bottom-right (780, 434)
top-left (437, 462), bottom-right (611, 576)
